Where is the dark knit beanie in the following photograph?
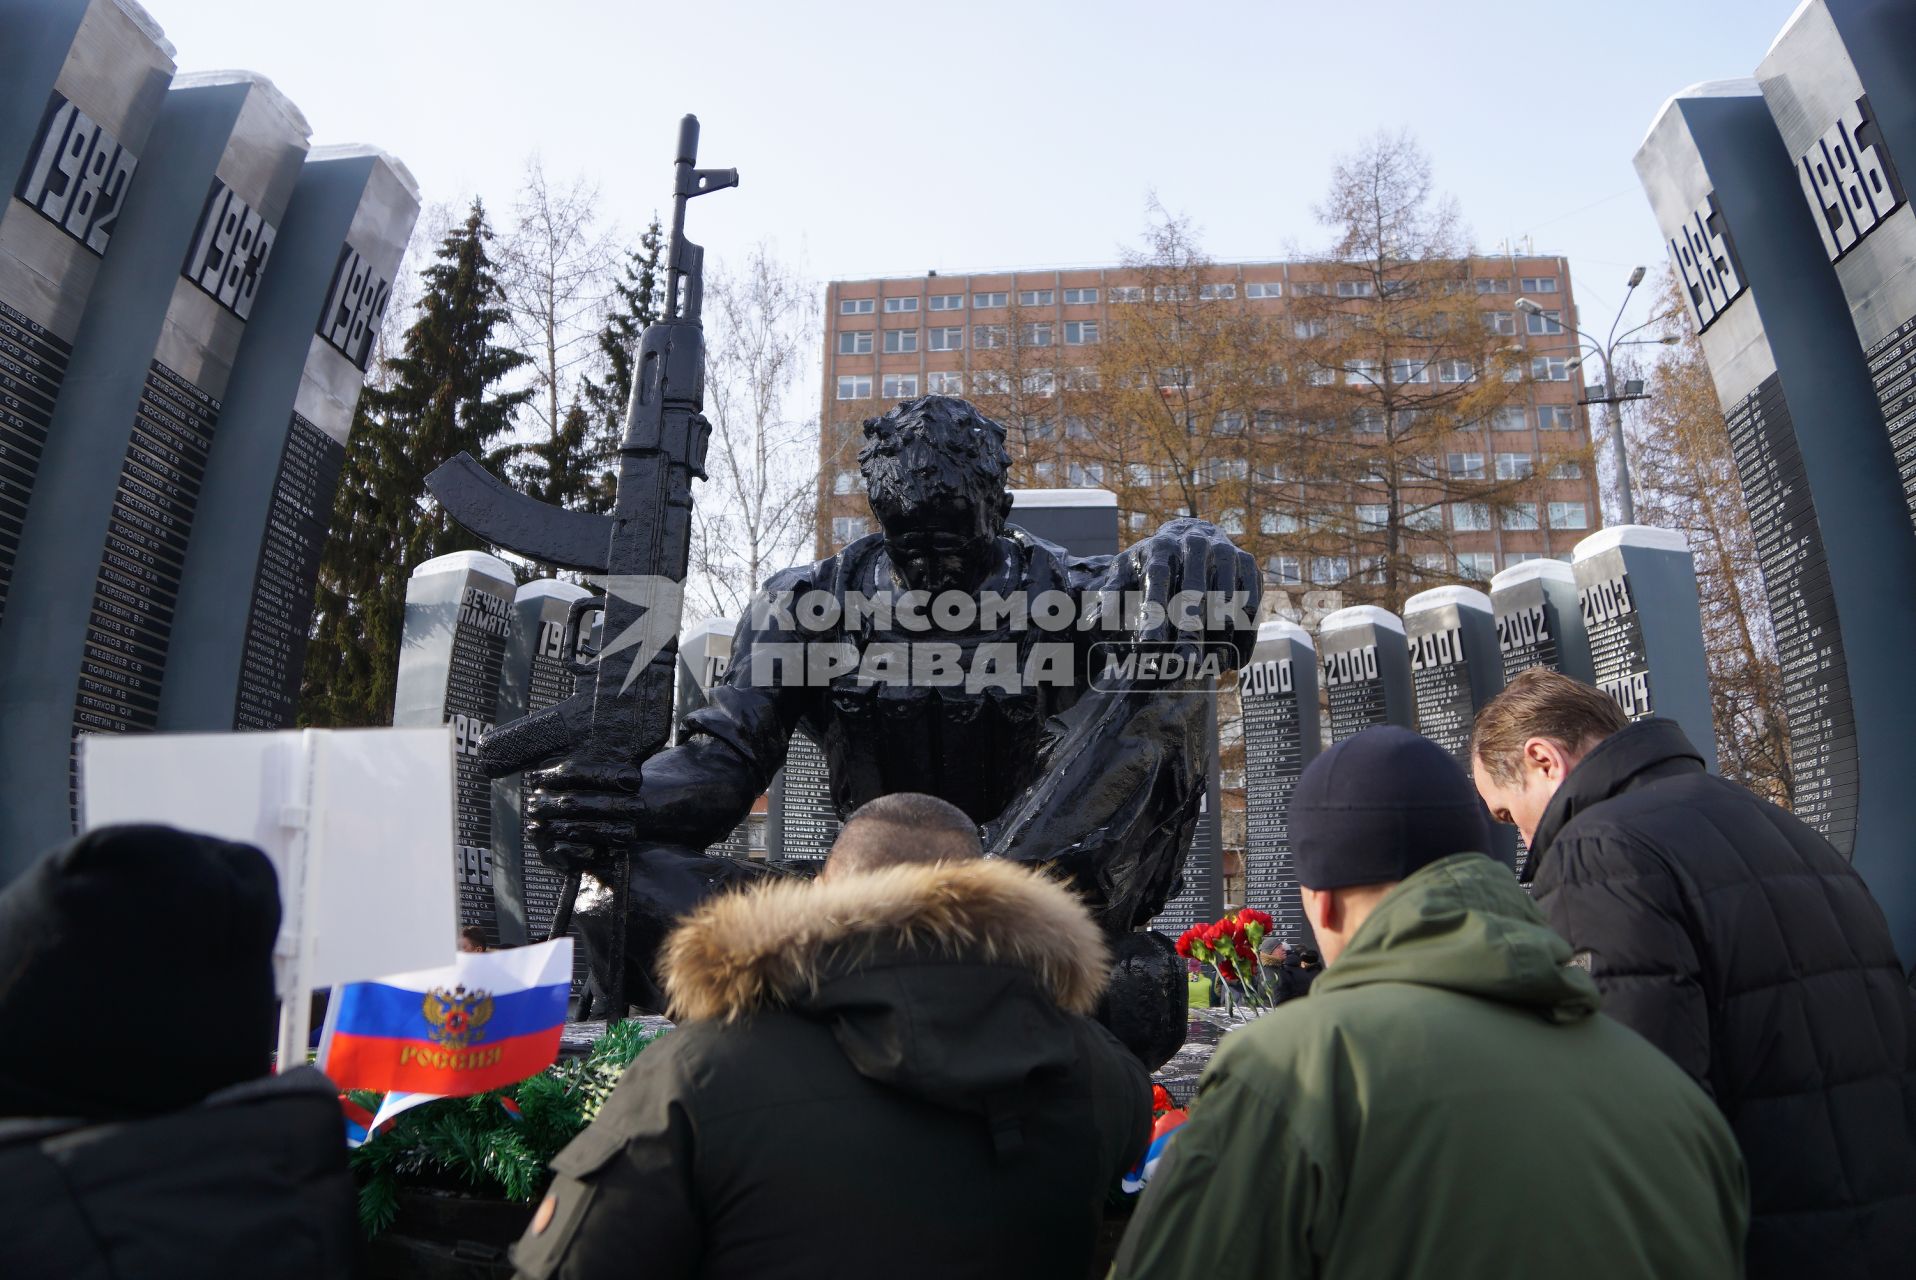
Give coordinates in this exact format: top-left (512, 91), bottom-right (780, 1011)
top-left (0, 824), bottom-right (281, 1120)
top-left (1291, 726), bottom-right (1492, 890)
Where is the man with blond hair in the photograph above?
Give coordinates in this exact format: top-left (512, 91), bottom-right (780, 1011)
top-left (1471, 668), bottom-right (1915, 1278)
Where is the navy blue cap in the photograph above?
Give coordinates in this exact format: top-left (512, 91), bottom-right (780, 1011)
top-left (1291, 726), bottom-right (1492, 890)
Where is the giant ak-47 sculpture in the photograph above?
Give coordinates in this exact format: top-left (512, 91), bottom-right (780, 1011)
top-left (425, 115), bottom-right (738, 1015)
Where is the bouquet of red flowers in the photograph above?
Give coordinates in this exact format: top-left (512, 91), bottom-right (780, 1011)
top-left (1174, 908), bottom-right (1278, 1012)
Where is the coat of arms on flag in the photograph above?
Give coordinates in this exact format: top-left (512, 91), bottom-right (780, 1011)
top-left (317, 938), bottom-right (571, 1097)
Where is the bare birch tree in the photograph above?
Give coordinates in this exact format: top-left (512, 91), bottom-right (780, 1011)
top-left (689, 242), bottom-right (821, 618)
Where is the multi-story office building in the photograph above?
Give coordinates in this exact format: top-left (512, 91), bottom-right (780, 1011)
top-left (817, 256), bottom-right (1601, 584)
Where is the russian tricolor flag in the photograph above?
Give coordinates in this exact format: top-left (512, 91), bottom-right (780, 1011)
top-left (318, 938), bottom-right (572, 1097)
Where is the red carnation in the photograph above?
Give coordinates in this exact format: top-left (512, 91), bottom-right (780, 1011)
top-left (1151, 1084), bottom-right (1174, 1115)
top-left (1240, 908), bottom-right (1274, 931)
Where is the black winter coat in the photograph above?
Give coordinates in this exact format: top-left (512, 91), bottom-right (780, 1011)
top-left (1527, 719), bottom-right (1916, 1278)
top-left (0, 1066), bottom-right (360, 1279)
top-left (511, 859), bottom-right (1151, 1280)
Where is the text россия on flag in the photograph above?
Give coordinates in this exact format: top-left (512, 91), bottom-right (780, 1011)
top-left (318, 938), bottom-right (572, 1096)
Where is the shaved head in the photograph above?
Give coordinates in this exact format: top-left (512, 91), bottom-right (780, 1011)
top-left (823, 792), bottom-right (982, 879)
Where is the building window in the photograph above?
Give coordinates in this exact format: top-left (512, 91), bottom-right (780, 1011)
top-left (1267, 555), bottom-right (1303, 586)
top-left (1311, 556), bottom-right (1350, 583)
top-left (1062, 366), bottom-right (1100, 390)
top-left (881, 373), bottom-right (919, 398)
top-left (1245, 282), bottom-right (1281, 299)
top-left (1065, 417), bottom-right (1094, 441)
top-left (839, 297), bottom-right (875, 315)
top-left (1346, 358), bottom-right (1380, 386)
top-left (836, 374), bottom-right (872, 399)
top-left (928, 326), bottom-right (963, 351)
top-left (1127, 511), bottom-right (1148, 532)
top-left (1261, 511), bottom-right (1298, 535)
top-left (1356, 503), bottom-right (1388, 529)
top-left (973, 324), bottom-right (1007, 349)
top-left (1525, 309), bottom-right (1564, 335)
top-left (1294, 319), bottom-right (1328, 340)
top-left (1495, 452), bottom-right (1533, 480)
top-left (1473, 278), bottom-right (1512, 294)
top-left (1127, 463), bottom-right (1158, 487)
top-left (837, 331), bottom-right (873, 355)
top-left (927, 370), bottom-right (964, 394)
top-left (831, 515), bottom-right (869, 542)
top-left (832, 469), bottom-right (859, 495)
top-left (1063, 320), bottom-right (1099, 345)
top-left (1549, 458), bottom-right (1583, 479)
top-left (1531, 356), bottom-right (1571, 382)
top-left (1390, 358), bottom-right (1430, 384)
top-left (883, 296), bottom-right (919, 313)
top-left (973, 291), bottom-right (1007, 308)
top-left (1520, 276), bottom-right (1559, 294)
top-left (1484, 310), bottom-right (1517, 336)
top-left (928, 293), bottom-right (965, 311)
top-left (1068, 460), bottom-right (1104, 487)
top-left (1406, 505), bottom-right (1443, 532)
top-left (1062, 287), bottom-right (1098, 304)
top-left (1451, 502), bottom-right (1491, 531)
top-left (1217, 507), bottom-right (1246, 534)
top-left (1032, 460), bottom-right (1056, 483)
top-left (1292, 281), bottom-right (1330, 296)
top-left (1018, 289), bottom-right (1054, 306)
top-left (1021, 322), bottom-right (1053, 347)
top-left (1109, 286), bottom-right (1144, 303)
top-left (1437, 359), bottom-right (1475, 383)
top-left (972, 370), bottom-right (1009, 394)
top-left (883, 328), bottom-right (918, 353)
top-left (1537, 405), bottom-right (1577, 430)
top-left (1199, 282), bottom-right (1236, 300)
top-left (1457, 551), bottom-right (1496, 580)
top-left (1548, 501), bottom-right (1589, 529)
top-left (1028, 418), bottom-right (1056, 441)
top-left (1351, 408), bottom-right (1385, 434)
top-left (1336, 279), bottom-right (1376, 297)
top-left (1492, 406), bottom-right (1527, 431)
top-left (1021, 370), bottom-right (1056, 396)
top-left (1152, 284), bottom-right (1191, 302)
top-left (1502, 502), bottom-right (1539, 530)
top-left (1214, 411), bottom-right (1245, 435)
top-left (1157, 366), bottom-right (1193, 389)
top-left (1446, 452), bottom-right (1485, 480)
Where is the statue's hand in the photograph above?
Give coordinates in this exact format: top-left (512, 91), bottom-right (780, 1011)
top-left (1114, 517), bottom-right (1259, 654)
top-left (526, 759), bottom-right (647, 874)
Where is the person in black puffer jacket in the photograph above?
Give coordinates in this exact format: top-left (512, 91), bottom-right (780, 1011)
top-left (1471, 669), bottom-right (1916, 1278)
top-left (0, 825), bottom-right (360, 1279)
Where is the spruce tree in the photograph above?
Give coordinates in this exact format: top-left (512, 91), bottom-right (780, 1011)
top-left (576, 221), bottom-right (664, 512)
top-left (301, 200), bottom-right (532, 726)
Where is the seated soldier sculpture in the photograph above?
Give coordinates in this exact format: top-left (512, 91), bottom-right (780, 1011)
top-left (531, 395), bottom-right (1257, 1063)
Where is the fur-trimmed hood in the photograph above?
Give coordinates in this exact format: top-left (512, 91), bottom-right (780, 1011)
top-left (661, 858), bottom-right (1110, 1023)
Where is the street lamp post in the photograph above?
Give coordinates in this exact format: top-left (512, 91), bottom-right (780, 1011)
top-left (1517, 266), bottom-right (1668, 527)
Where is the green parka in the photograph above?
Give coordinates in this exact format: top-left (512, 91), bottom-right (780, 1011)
top-left (1115, 853), bottom-right (1747, 1279)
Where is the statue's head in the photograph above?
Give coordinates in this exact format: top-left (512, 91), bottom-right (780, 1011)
top-left (858, 395), bottom-right (1013, 594)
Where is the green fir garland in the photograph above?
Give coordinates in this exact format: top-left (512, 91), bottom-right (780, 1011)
top-left (348, 1020), bottom-right (661, 1235)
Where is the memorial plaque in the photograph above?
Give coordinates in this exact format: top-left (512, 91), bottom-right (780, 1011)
top-left (1759, 1), bottom-right (1916, 539)
top-left (0, 0), bottom-right (173, 627)
top-left (0, 71), bottom-right (308, 868)
top-left (1150, 700), bottom-right (1225, 936)
top-left (1404, 586), bottom-right (1518, 872)
top-left (1490, 559), bottom-right (1595, 684)
top-left (1571, 527), bottom-right (1717, 771)
top-left (159, 145), bottom-right (417, 734)
top-left (677, 615), bottom-right (750, 858)
top-left (1238, 620), bottom-right (1320, 948)
top-left (491, 578), bottom-right (591, 949)
top-left (1639, 73), bottom-right (1916, 937)
top-left (767, 726), bottom-right (840, 861)
top-left (393, 551), bottom-right (517, 945)
top-left (1007, 487), bottom-right (1120, 556)
top-left (1316, 605), bottom-right (1414, 744)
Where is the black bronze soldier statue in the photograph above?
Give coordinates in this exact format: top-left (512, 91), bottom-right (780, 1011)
top-left (531, 395), bottom-right (1257, 1061)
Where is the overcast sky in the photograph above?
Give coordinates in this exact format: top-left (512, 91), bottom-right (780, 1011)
top-left (155, 0), bottom-right (1805, 347)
